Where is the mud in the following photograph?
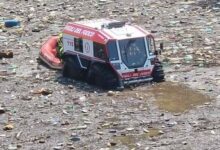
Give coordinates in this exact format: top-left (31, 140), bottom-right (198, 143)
top-left (1, 0), bottom-right (220, 150)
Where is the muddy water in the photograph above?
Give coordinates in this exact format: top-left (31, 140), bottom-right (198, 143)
top-left (113, 135), bottom-right (136, 149)
top-left (150, 82), bottom-right (212, 113)
top-left (113, 128), bottom-right (161, 149)
top-left (116, 81), bottom-right (211, 113)
top-left (110, 82), bottom-right (211, 149)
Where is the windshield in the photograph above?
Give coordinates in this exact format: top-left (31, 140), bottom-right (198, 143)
top-left (119, 37), bottom-right (147, 68)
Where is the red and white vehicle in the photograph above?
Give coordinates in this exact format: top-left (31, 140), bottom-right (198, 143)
top-left (61, 19), bottom-right (164, 89)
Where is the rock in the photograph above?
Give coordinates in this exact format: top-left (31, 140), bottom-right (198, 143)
top-left (81, 109), bottom-right (88, 113)
top-left (107, 91), bottom-right (115, 96)
top-left (167, 121), bottom-right (178, 127)
top-left (20, 95), bottom-right (32, 101)
top-left (32, 27), bottom-right (41, 32)
top-left (143, 128), bottom-right (149, 133)
top-left (71, 125), bottom-right (87, 130)
top-left (109, 129), bottom-right (117, 133)
top-left (126, 127), bottom-right (134, 131)
top-left (62, 109), bottom-right (69, 115)
top-left (28, 14), bottom-right (34, 20)
top-left (3, 124), bottom-right (14, 131)
top-left (184, 55), bottom-right (193, 63)
top-left (70, 135), bottom-right (80, 142)
top-left (151, 30), bottom-right (157, 33)
top-left (79, 96), bottom-right (87, 101)
top-left (0, 50), bottom-right (13, 58)
top-left (211, 130), bottom-right (215, 135)
top-left (33, 88), bottom-right (53, 95)
top-left (97, 131), bottom-right (104, 135)
top-left (49, 11), bottom-right (57, 20)
top-left (0, 107), bottom-right (6, 114)
top-left (182, 141), bottom-right (187, 145)
top-left (158, 130), bottom-right (164, 135)
top-left (68, 85), bottom-right (74, 89)
top-left (8, 145), bottom-right (17, 150)
top-left (84, 121), bottom-right (92, 125)
top-left (61, 121), bottom-right (70, 126)
top-left (67, 145), bottom-right (75, 149)
top-left (50, 117), bottom-right (60, 125)
top-left (129, 7), bottom-right (135, 12)
top-left (39, 140), bottom-right (45, 143)
top-left (136, 143), bottom-right (141, 147)
top-left (99, 0), bottom-right (107, 2)
top-left (174, 64), bottom-right (181, 70)
top-left (16, 131), bottom-right (22, 139)
top-left (17, 144), bottom-right (22, 148)
top-left (79, 16), bottom-right (85, 20)
top-left (145, 147), bottom-right (150, 150)
top-left (107, 142), bottom-right (117, 147)
top-left (57, 143), bottom-right (64, 146)
top-left (53, 146), bottom-right (62, 150)
top-left (168, 58), bottom-right (182, 64)
top-left (0, 134), bottom-right (6, 137)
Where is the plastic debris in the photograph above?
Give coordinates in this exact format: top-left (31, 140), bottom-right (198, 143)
top-left (4, 19), bottom-right (20, 27)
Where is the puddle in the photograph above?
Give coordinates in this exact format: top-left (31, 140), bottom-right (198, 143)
top-left (142, 128), bottom-right (161, 137)
top-left (112, 128), bottom-right (160, 149)
top-left (150, 82), bottom-right (211, 113)
top-left (113, 135), bottom-right (136, 149)
top-left (105, 117), bottom-right (120, 123)
top-left (105, 81), bottom-right (211, 113)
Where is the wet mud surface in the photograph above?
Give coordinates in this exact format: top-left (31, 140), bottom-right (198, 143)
top-left (1, 0), bottom-right (220, 150)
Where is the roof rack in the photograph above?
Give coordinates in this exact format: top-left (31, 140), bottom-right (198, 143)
top-left (102, 21), bottom-right (126, 29)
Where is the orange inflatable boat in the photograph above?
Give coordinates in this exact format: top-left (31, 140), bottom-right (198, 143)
top-left (39, 36), bottom-right (63, 69)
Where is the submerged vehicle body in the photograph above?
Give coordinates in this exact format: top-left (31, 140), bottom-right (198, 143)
top-left (40, 19), bottom-right (165, 89)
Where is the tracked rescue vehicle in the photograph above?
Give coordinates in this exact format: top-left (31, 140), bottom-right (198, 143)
top-left (40, 19), bottom-right (165, 89)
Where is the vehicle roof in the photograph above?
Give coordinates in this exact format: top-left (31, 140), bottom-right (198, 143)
top-left (63, 18), bottom-right (151, 44)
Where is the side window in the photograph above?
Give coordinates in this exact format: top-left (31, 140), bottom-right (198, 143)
top-left (74, 38), bottom-right (83, 52)
top-left (147, 37), bottom-right (155, 55)
top-left (94, 42), bottom-right (106, 60)
top-left (107, 41), bottom-right (119, 61)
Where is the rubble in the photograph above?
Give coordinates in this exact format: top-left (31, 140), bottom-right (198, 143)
top-left (0, 50), bottom-right (13, 58)
top-left (0, 0), bottom-right (220, 149)
top-left (32, 88), bottom-right (53, 95)
top-left (107, 91), bottom-right (115, 96)
top-left (0, 107), bottom-right (6, 114)
top-left (3, 124), bottom-right (14, 131)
